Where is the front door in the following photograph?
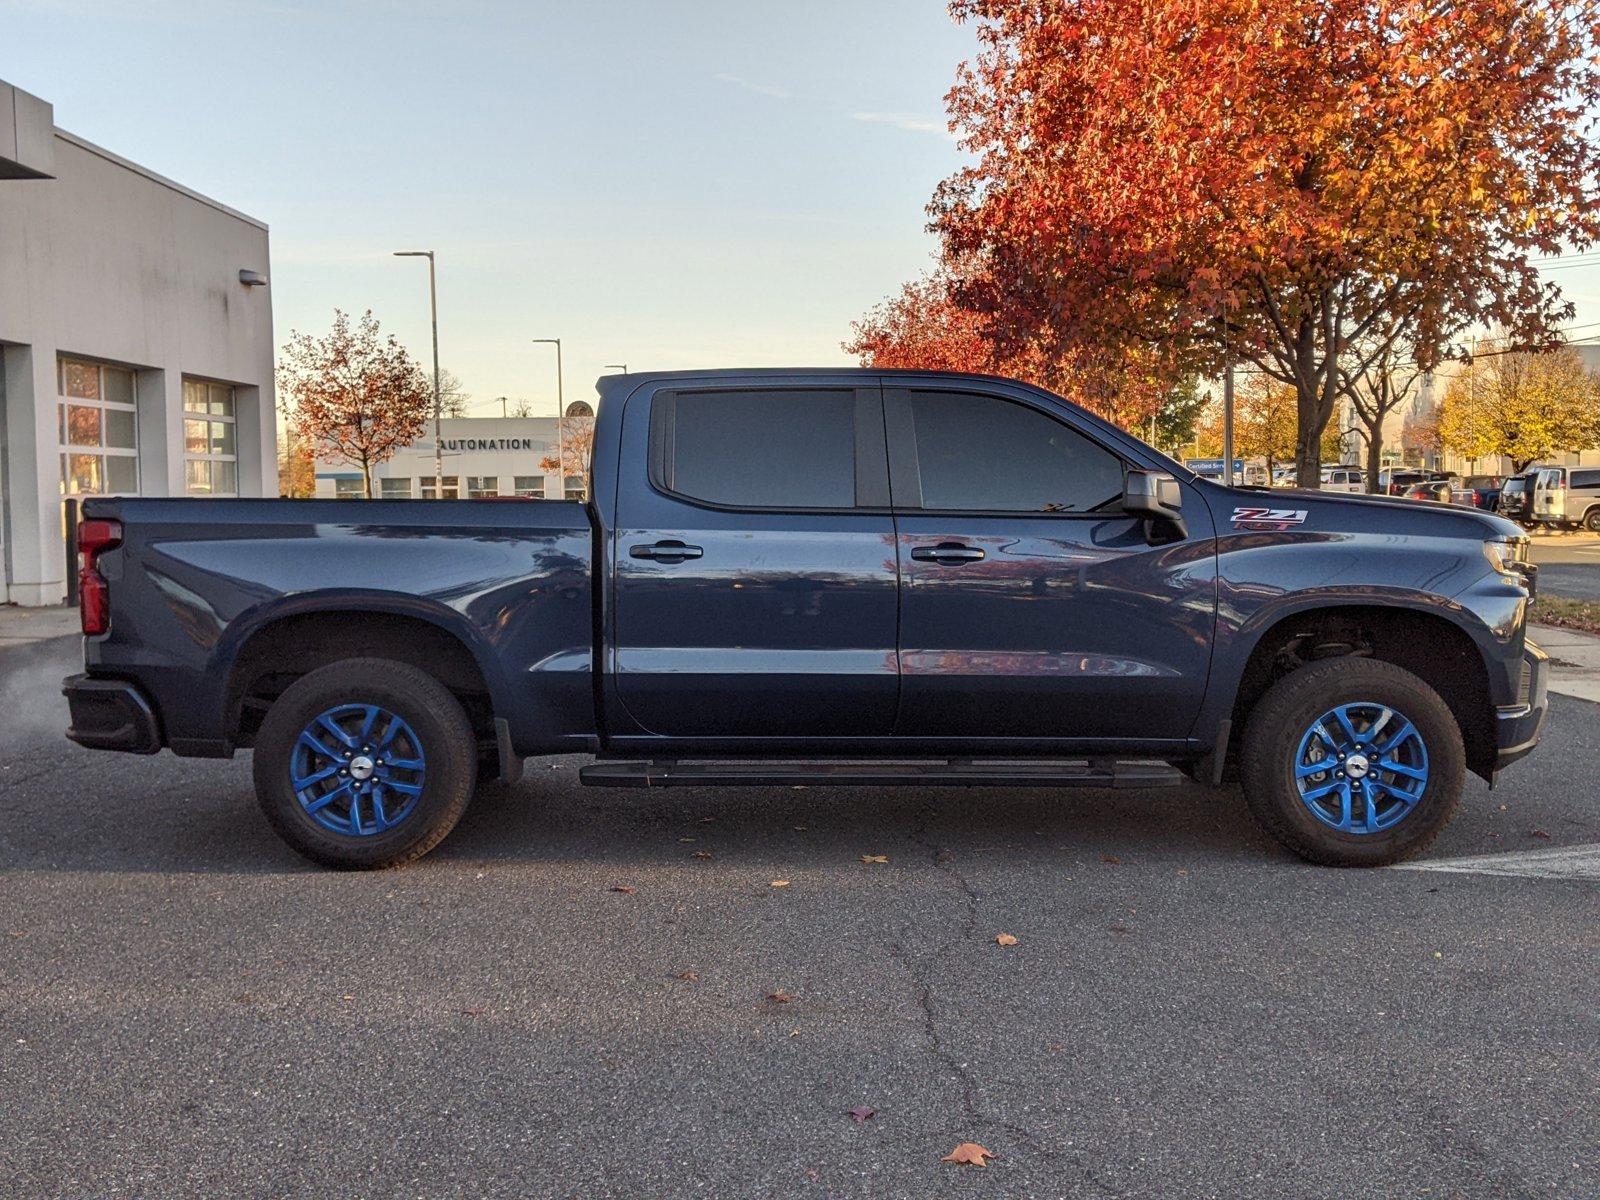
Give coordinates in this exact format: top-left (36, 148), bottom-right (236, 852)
top-left (885, 385), bottom-right (1215, 743)
top-left (610, 382), bottom-right (899, 739)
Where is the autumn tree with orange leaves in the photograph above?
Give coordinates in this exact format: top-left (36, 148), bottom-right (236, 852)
top-left (278, 310), bottom-right (433, 499)
top-left (887, 0), bottom-right (1600, 485)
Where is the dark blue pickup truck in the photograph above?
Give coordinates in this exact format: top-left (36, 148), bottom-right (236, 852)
top-left (64, 369), bottom-right (1548, 869)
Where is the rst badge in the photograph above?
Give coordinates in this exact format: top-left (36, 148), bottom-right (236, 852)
top-left (1232, 506), bottom-right (1308, 532)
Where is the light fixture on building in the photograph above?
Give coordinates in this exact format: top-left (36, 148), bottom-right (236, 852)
top-left (238, 269), bottom-right (268, 287)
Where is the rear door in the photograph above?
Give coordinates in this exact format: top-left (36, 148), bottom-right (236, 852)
top-left (609, 381), bottom-right (899, 739)
top-left (885, 384), bottom-right (1215, 742)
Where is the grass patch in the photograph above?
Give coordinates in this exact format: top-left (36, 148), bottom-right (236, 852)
top-left (1529, 595), bottom-right (1600, 636)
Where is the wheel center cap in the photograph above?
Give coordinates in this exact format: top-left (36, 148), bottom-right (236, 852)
top-left (349, 755), bottom-right (376, 781)
top-left (1345, 753), bottom-right (1370, 780)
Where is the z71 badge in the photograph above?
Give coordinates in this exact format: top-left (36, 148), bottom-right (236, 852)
top-left (1232, 506), bottom-right (1309, 532)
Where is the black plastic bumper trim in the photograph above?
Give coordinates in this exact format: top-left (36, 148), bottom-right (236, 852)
top-left (62, 674), bottom-right (162, 755)
top-left (1494, 643), bottom-right (1549, 771)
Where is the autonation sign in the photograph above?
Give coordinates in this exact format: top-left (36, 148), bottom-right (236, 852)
top-left (439, 438), bottom-right (544, 451)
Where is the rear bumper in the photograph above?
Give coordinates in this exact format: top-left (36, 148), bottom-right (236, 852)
top-left (62, 674), bottom-right (162, 754)
top-left (1494, 642), bottom-right (1549, 771)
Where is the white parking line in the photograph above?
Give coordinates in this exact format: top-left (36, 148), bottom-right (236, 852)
top-left (1392, 843), bottom-right (1600, 881)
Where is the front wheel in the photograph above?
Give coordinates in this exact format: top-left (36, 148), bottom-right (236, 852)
top-left (1240, 658), bottom-right (1464, 867)
top-left (252, 657), bottom-right (477, 869)
top-left (1584, 508), bottom-right (1600, 533)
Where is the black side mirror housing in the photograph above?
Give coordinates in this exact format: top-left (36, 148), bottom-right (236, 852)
top-left (1124, 470), bottom-right (1187, 540)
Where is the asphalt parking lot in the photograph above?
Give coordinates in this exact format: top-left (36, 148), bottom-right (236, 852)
top-left (2, 634), bottom-right (1597, 1200)
top-left (1529, 531), bottom-right (1600, 601)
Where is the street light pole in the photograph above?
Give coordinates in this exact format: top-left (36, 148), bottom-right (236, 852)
top-left (393, 250), bottom-right (443, 497)
top-left (533, 339), bottom-right (565, 495)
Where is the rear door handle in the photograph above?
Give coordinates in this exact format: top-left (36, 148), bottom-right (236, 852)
top-left (910, 542), bottom-right (986, 564)
top-left (629, 540), bottom-right (704, 563)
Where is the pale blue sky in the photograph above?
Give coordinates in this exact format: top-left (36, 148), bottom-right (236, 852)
top-left (3, 0), bottom-right (977, 414)
top-left (6, 0), bottom-right (1599, 415)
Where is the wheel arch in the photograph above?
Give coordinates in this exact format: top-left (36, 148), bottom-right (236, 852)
top-left (218, 593), bottom-right (506, 750)
top-left (1219, 599), bottom-right (1498, 781)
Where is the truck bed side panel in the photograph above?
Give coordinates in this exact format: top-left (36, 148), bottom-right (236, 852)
top-left (81, 498), bottom-right (595, 755)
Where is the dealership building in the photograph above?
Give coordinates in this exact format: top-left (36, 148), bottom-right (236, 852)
top-left (312, 414), bottom-right (588, 500)
top-left (0, 78), bottom-right (275, 606)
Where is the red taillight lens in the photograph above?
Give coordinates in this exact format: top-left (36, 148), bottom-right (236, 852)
top-left (77, 519), bottom-right (122, 636)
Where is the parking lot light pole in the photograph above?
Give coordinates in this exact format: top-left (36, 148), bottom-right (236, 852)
top-left (394, 251), bottom-right (443, 496)
top-left (533, 338), bottom-right (565, 493)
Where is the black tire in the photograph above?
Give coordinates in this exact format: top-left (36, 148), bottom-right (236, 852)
top-left (1240, 658), bottom-right (1464, 867)
top-left (252, 657), bottom-right (477, 869)
top-left (1584, 507), bottom-right (1600, 533)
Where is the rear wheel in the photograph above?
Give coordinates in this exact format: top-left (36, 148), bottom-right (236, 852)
top-left (1240, 658), bottom-right (1464, 867)
top-left (252, 657), bottom-right (476, 869)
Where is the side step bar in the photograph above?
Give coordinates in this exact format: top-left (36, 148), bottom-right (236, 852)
top-left (579, 758), bottom-right (1185, 789)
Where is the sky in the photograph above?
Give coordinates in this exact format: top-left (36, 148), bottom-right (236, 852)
top-left (6, 0), bottom-right (1600, 419)
top-left (1, 0), bottom-right (978, 416)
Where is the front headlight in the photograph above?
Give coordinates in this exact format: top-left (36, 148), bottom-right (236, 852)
top-left (1484, 538), bottom-right (1531, 580)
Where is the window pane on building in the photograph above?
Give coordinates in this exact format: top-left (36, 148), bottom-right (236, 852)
top-left (380, 478), bottom-right (413, 499)
top-left (208, 384), bottom-right (234, 416)
top-left (185, 459), bottom-right (210, 492)
top-left (335, 478), bottom-right (365, 499)
top-left (185, 419), bottom-right (209, 454)
top-left (467, 476), bottom-right (499, 498)
top-left (105, 407), bottom-right (137, 449)
top-left (513, 475), bottom-right (543, 497)
top-left (105, 454), bottom-right (138, 494)
top-left (213, 460), bottom-right (237, 494)
top-left (66, 405), bottom-right (102, 447)
top-left (211, 421), bottom-right (235, 456)
top-left (103, 367), bottom-right (134, 405)
top-left (183, 379), bottom-right (208, 411)
top-left (63, 360), bottom-right (100, 400)
top-left (669, 390), bottom-right (856, 508)
top-left (67, 453), bottom-right (102, 494)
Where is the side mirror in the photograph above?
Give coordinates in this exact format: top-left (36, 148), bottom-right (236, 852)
top-left (1123, 470), bottom-right (1187, 539)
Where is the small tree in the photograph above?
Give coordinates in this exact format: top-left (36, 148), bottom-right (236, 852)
top-left (278, 310), bottom-right (433, 498)
top-left (277, 428), bottom-right (316, 498)
top-left (1151, 376), bottom-right (1207, 454)
top-left (437, 369), bottom-right (472, 419)
top-left (540, 412), bottom-right (597, 497)
top-left (1436, 342), bottom-right (1600, 472)
top-left (1343, 335), bottom-right (1423, 493)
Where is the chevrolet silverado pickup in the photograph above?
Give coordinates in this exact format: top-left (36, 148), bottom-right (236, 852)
top-left (63, 369), bottom-right (1549, 869)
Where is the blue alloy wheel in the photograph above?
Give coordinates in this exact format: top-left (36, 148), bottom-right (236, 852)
top-left (289, 703), bottom-right (427, 836)
top-left (1293, 702), bottom-right (1429, 834)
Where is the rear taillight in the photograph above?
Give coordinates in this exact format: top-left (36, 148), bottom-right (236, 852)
top-left (78, 518), bottom-right (122, 636)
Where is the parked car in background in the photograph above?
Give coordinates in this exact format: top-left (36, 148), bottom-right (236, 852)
top-left (1498, 473), bottom-right (1534, 526)
top-left (1322, 466), bottom-right (1366, 494)
top-left (1379, 468), bottom-right (1435, 495)
top-left (1404, 480), bottom-right (1455, 504)
top-left (1459, 475), bottom-right (1505, 511)
top-left (1518, 465), bottom-right (1600, 531)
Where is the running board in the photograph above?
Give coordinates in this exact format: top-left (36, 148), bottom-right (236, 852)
top-left (579, 758), bottom-right (1184, 789)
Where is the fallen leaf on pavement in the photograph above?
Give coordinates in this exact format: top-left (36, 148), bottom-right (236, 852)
top-left (942, 1142), bottom-right (995, 1167)
top-left (849, 1106), bottom-right (876, 1122)
top-left (770, 880), bottom-right (790, 888)
top-left (677, 971), bottom-right (699, 981)
top-left (1100, 854), bottom-right (1123, 865)
top-left (462, 1006), bottom-right (486, 1017)
top-left (692, 851), bottom-right (713, 859)
top-left (610, 885), bottom-right (636, 894)
top-left (1529, 829), bottom-right (1551, 839)
top-left (995, 933), bottom-right (1019, 946)
top-left (861, 855), bottom-right (889, 864)
top-left (767, 989), bottom-right (795, 1003)
top-left (1108, 923), bottom-right (1131, 935)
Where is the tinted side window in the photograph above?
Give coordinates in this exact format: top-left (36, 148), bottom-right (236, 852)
top-left (1570, 469), bottom-right (1600, 489)
top-left (905, 391), bottom-right (1124, 512)
top-left (666, 389), bottom-right (857, 509)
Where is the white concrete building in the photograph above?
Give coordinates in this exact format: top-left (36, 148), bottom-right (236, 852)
top-left (0, 78), bottom-right (274, 606)
top-left (312, 416), bottom-right (582, 500)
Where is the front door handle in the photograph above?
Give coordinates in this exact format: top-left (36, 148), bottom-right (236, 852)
top-left (629, 540), bottom-right (704, 563)
top-left (910, 542), bottom-right (986, 564)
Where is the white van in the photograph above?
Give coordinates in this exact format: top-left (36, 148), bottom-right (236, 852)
top-left (1322, 466), bottom-right (1366, 494)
